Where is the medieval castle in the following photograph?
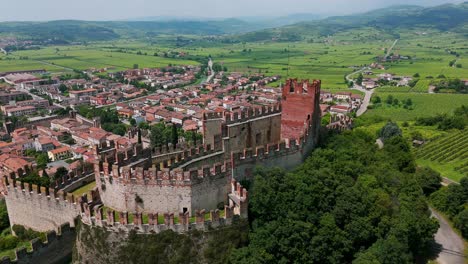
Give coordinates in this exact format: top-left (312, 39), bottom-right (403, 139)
top-left (1, 79), bottom-right (321, 263)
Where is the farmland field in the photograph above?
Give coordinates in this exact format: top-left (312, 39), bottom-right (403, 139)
top-left (367, 92), bottom-right (468, 121)
top-left (1, 29), bottom-right (465, 90)
top-left (411, 79), bottom-right (432, 93)
top-left (415, 129), bottom-right (468, 182)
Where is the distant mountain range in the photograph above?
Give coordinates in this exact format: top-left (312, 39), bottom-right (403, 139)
top-left (0, 2), bottom-right (466, 43)
top-left (230, 2), bottom-right (468, 42)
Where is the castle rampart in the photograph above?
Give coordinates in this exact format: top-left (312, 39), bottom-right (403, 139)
top-left (95, 161), bottom-right (232, 215)
top-left (3, 178), bottom-right (80, 232)
top-left (80, 179), bottom-right (246, 234)
top-left (0, 223), bottom-right (75, 264)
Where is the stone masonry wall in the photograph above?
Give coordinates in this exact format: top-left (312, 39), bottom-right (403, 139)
top-left (96, 163), bottom-right (230, 215)
top-left (3, 179), bottom-right (80, 232)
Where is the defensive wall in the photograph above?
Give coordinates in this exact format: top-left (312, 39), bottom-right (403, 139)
top-left (0, 223), bottom-right (76, 264)
top-left (95, 161), bottom-right (231, 215)
top-left (79, 179), bottom-right (247, 235)
top-left (2, 178), bottom-right (81, 232)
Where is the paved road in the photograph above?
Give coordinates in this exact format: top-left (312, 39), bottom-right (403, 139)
top-left (345, 67), bottom-right (374, 117)
top-left (345, 67), bottom-right (367, 83)
top-left (430, 207), bottom-right (466, 264)
top-left (351, 85), bottom-right (374, 117)
top-left (205, 58), bottom-right (215, 84)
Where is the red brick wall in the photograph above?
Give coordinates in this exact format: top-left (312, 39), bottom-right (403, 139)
top-left (281, 79), bottom-right (321, 139)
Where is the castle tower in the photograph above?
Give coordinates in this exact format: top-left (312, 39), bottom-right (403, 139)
top-left (281, 79), bottom-right (321, 139)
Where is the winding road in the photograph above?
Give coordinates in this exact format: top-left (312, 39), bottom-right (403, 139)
top-left (345, 67), bottom-right (374, 117)
top-left (205, 58), bottom-right (215, 84)
top-left (430, 208), bottom-right (466, 264)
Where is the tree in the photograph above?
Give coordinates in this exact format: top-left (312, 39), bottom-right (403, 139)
top-left (133, 64), bottom-right (139, 69)
top-left (36, 153), bottom-right (49, 169)
top-left (58, 84), bottom-right (68, 93)
top-left (42, 168), bottom-right (49, 178)
top-left (413, 73), bottom-right (420, 78)
top-left (137, 128), bottom-right (142, 144)
top-left (130, 118), bottom-right (137, 127)
top-left (356, 73), bottom-right (363, 85)
top-left (191, 131), bottom-right (197, 145)
top-left (415, 167), bottom-right (442, 196)
top-left (0, 200), bottom-right (10, 231)
top-left (54, 167), bottom-right (68, 181)
top-left (150, 124), bottom-right (165, 148)
top-left (371, 96), bottom-right (381, 104)
top-left (454, 208), bottom-right (468, 238)
top-left (385, 95), bottom-right (394, 105)
top-left (379, 122), bottom-right (402, 141)
top-left (171, 124), bottom-right (179, 147)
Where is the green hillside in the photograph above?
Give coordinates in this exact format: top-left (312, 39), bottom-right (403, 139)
top-left (228, 2), bottom-right (468, 42)
top-left (1, 3), bottom-right (467, 43)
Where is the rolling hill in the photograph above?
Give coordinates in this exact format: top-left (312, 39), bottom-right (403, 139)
top-left (228, 2), bottom-right (468, 42)
top-left (0, 2), bottom-right (466, 43)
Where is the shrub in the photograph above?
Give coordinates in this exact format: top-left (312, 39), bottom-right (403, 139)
top-left (0, 235), bottom-right (19, 250)
top-left (12, 225), bottom-right (43, 241)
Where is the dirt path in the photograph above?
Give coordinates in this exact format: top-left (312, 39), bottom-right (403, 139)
top-left (385, 39), bottom-right (399, 58)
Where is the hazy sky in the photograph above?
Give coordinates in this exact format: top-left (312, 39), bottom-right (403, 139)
top-left (0, 0), bottom-right (462, 21)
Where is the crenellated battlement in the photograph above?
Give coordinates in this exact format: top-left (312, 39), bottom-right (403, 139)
top-left (282, 78), bottom-right (321, 97)
top-left (96, 160), bottom-right (230, 187)
top-left (230, 116), bottom-right (315, 167)
top-left (79, 179), bottom-right (247, 234)
top-left (79, 204), bottom-right (241, 235)
top-left (203, 103), bottom-right (282, 125)
top-left (2, 176), bottom-right (82, 233)
top-left (3, 176), bottom-right (78, 206)
top-left (151, 144), bottom-right (219, 169)
top-left (93, 141), bottom-right (152, 169)
top-left (0, 222), bottom-right (76, 264)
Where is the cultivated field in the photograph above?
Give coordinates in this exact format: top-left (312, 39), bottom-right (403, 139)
top-left (367, 92), bottom-right (468, 121)
top-left (1, 30), bottom-right (465, 90)
top-left (415, 129), bottom-right (468, 182)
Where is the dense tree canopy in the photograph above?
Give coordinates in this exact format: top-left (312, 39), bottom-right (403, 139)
top-left (230, 130), bottom-right (438, 263)
top-left (149, 122), bottom-right (201, 149)
top-left (77, 106), bottom-right (128, 136)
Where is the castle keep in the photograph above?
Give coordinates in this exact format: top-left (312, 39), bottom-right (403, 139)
top-left (1, 78), bottom-right (321, 262)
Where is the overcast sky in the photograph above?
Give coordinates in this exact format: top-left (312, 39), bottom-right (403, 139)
top-left (0, 0), bottom-right (462, 21)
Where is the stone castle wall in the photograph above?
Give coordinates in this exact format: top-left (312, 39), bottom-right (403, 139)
top-left (203, 104), bottom-right (282, 153)
top-left (231, 115), bottom-right (321, 179)
top-left (3, 179), bottom-right (80, 232)
top-left (79, 179), bottom-right (247, 233)
top-left (95, 162), bottom-right (231, 215)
